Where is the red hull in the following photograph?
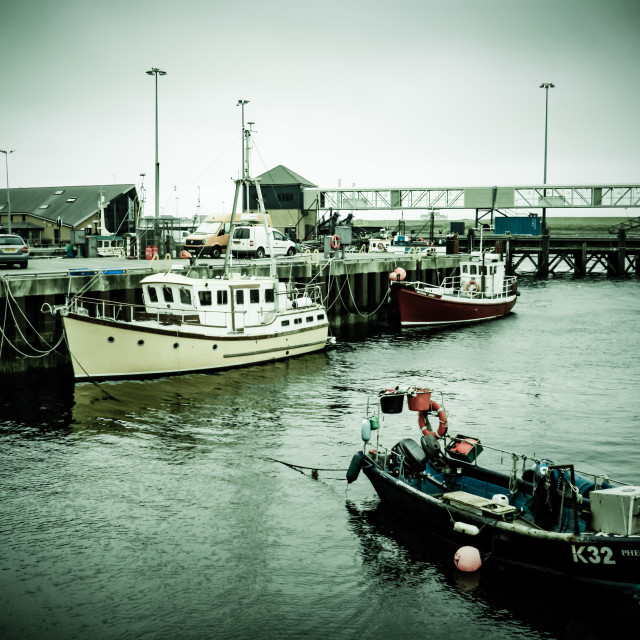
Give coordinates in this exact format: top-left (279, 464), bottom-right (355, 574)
top-left (391, 283), bottom-right (517, 326)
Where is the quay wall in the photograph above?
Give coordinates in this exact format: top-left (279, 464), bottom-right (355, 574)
top-left (0, 253), bottom-right (460, 377)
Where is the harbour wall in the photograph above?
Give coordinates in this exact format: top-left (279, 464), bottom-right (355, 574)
top-left (0, 252), bottom-right (460, 377)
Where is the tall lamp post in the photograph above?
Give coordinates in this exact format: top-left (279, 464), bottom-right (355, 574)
top-left (146, 67), bottom-right (167, 245)
top-left (0, 149), bottom-right (14, 234)
top-left (539, 82), bottom-right (554, 230)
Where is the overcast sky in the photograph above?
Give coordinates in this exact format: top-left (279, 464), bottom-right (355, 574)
top-left (1, 0), bottom-right (638, 218)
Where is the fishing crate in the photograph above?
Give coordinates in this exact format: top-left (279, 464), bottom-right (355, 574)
top-left (447, 435), bottom-right (483, 463)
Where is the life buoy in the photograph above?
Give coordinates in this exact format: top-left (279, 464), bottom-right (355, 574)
top-left (331, 234), bottom-right (341, 250)
top-left (466, 280), bottom-right (479, 293)
top-left (418, 401), bottom-right (447, 437)
top-left (377, 242), bottom-right (385, 251)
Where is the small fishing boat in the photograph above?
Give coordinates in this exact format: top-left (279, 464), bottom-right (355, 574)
top-left (51, 112), bottom-right (331, 381)
top-left (389, 244), bottom-right (518, 327)
top-left (347, 385), bottom-right (640, 589)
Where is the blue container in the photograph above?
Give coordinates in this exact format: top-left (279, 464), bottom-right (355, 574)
top-left (495, 216), bottom-right (541, 236)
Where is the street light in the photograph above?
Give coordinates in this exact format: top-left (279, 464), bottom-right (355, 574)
top-left (146, 67), bottom-right (167, 243)
top-left (540, 82), bottom-right (554, 185)
top-left (0, 149), bottom-right (14, 234)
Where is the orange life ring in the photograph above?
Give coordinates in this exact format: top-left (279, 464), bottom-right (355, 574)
top-left (466, 280), bottom-right (479, 293)
top-left (418, 401), bottom-right (447, 438)
top-left (331, 234), bottom-right (341, 250)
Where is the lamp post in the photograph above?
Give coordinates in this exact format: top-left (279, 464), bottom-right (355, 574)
top-left (540, 83), bottom-right (554, 185)
top-left (0, 149), bottom-right (14, 235)
top-left (538, 82), bottom-right (554, 278)
top-left (146, 67), bottom-right (167, 244)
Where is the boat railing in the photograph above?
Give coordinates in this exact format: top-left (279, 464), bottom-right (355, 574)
top-left (65, 296), bottom-right (202, 325)
top-left (411, 274), bottom-right (517, 300)
top-left (281, 282), bottom-right (324, 307)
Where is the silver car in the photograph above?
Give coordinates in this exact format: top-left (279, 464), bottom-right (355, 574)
top-left (0, 234), bottom-right (29, 269)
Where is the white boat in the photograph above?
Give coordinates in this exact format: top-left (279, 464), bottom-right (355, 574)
top-left (53, 111), bottom-right (331, 381)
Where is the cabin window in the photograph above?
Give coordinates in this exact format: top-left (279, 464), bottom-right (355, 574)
top-left (162, 286), bottom-right (174, 303)
top-left (235, 290), bottom-right (245, 304)
top-left (282, 319), bottom-right (290, 327)
top-left (148, 287), bottom-right (158, 303)
top-left (179, 288), bottom-right (192, 305)
top-left (265, 288), bottom-right (274, 303)
top-left (317, 314), bottom-right (325, 321)
top-left (199, 290), bottom-right (212, 306)
top-left (249, 289), bottom-right (260, 304)
top-left (294, 318), bottom-right (302, 325)
top-left (306, 316), bottom-right (314, 323)
top-left (217, 290), bottom-right (228, 305)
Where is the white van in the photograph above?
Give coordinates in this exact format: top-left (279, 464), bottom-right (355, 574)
top-left (185, 213), bottom-right (271, 259)
top-left (231, 226), bottom-right (297, 258)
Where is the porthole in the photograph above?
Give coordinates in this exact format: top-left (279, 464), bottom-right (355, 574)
top-left (107, 336), bottom-right (115, 343)
top-left (212, 344), bottom-right (218, 350)
top-left (137, 340), bottom-right (145, 346)
top-left (173, 343), bottom-right (180, 349)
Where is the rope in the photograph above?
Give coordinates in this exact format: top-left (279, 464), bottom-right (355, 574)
top-left (265, 456), bottom-right (347, 478)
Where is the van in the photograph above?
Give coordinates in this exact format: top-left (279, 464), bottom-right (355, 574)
top-left (185, 212), bottom-right (271, 259)
top-left (231, 225), bottom-right (297, 258)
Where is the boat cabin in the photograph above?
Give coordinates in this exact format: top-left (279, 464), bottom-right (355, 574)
top-left (458, 251), bottom-right (508, 297)
top-left (139, 272), bottom-right (320, 331)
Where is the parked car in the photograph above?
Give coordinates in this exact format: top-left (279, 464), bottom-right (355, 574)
top-left (230, 225), bottom-right (296, 258)
top-left (0, 234), bottom-right (29, 269)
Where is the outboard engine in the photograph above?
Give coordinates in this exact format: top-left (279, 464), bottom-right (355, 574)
top-left (420, 433), bottom-right (443, 466)
top-left (391, 438), bottom-right (427, 476)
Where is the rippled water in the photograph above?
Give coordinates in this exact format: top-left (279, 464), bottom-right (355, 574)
top-left (1, 277), bottom-right (639, 639)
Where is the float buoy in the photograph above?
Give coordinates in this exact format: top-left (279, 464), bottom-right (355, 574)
top-left (331, 234), bottom-right (341, 250)
top-left (346, 451), bottom-right (365, 484)
top-left (454, 546), bottom-right (482, 572)
top-left (466, 280), bottom-right (479, 293)
top-left (180, 249), bottom-right (192, 259)
top-left (388, 267), bottom-right (406, 282)
top-left (418, 401), bottom-right (447, 437)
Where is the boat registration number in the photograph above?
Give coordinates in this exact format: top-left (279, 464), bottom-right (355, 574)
top-left (571, 544), bottom-right (615, 565)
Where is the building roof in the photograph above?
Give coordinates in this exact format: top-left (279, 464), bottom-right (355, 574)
top-left (0, 184), bottom-right (137, 228)
top-left (254, 165), bottom-right (316, 187)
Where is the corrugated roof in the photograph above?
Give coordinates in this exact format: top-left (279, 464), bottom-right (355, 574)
top-left (0, 184), bottom-right (137, 227)
top-left (254, 165), bottom-right (316, 187)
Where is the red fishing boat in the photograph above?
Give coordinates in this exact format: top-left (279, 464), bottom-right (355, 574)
top-left (389, 246), bottom-right (518, 327)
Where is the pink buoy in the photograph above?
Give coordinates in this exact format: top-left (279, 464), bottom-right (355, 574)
top-left (394, 267), bottom-right (406, 280)
top-left (454, 546), bottom-right (482, 572)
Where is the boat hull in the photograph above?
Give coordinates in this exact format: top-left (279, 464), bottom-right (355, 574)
top-left (63, 313), bottom-right (329, 380)
top-left (390, 283), bottom-right (517, 326)
top-left (363, 461), bottom-right (640, 587)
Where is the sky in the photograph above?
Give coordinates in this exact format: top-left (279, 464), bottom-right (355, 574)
top-left (1, 0), bottom-right (639, 219)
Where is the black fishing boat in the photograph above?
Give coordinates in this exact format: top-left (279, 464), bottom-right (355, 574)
top-left (347, 385), bottom-right (640, 589)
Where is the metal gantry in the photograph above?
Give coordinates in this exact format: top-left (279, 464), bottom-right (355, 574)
top-left (307, 184), bottom-right (640, 212)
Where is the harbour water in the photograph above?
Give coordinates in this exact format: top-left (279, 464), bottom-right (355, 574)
top-left (1, 276), bottom-right (639, 639)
